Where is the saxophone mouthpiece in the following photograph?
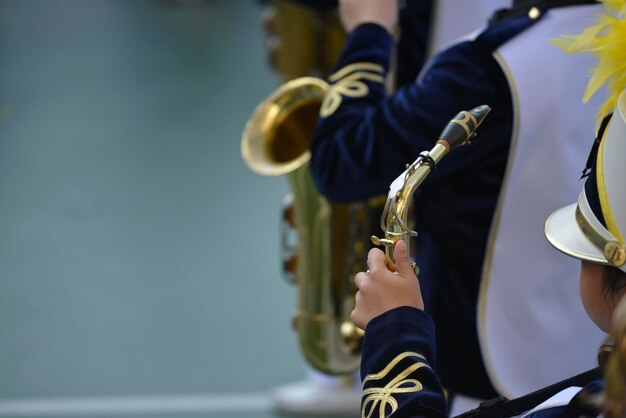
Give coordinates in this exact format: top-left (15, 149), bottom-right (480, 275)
top-left (438, 104), bottom-right (491, 152)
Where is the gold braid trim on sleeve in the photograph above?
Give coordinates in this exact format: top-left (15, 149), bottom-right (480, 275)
top-left (320, 62), bottom-right (385, 117)
top-left (361, 351), bottom-right (430, 418)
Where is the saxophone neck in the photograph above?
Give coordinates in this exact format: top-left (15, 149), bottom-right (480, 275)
top-left (438, 105), bottom-right (491, 152)
top-left (371, 105), bottom-right (491, 267)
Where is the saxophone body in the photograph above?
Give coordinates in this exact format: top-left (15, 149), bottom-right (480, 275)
top-left (262, 0), bottom-right (345, 82)
top-left (242, 78), bottom-right (376, 374)
top-left (585, 297), bottom-right (626, 418)
top-left (603, 298), bottom-right (626, 418)
top-left (242, 0), bottom-right (380, 375)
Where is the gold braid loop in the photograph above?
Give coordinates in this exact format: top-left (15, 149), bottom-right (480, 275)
top-left (361, 352), bottom-right (430, 418)
top-left (320, 62), bottom-right (385, 117)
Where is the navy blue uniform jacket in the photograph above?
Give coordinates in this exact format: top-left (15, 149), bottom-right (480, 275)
top-left (310, 10), bottom-right (543, 398)
top-left (361, 307), bottom-right (603, 418)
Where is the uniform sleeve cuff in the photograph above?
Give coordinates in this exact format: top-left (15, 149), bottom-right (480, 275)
top-left (363, 306), bottom-right (437, 365)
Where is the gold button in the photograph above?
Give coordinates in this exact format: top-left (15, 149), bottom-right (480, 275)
top-left (528, 7), bottom-right (541, 19)
top-left (605, 241), bottom-right (626, 266)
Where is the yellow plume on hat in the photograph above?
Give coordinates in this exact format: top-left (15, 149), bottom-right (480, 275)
top-left (551, 0), bottom-right (626, 130)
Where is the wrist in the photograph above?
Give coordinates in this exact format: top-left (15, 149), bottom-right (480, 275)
top-left (350, 20), bottom-right (394, 35)
top-left (364, 306), bottom-right (437, 364)
top-left (350, 21), bottom-right (394, 37)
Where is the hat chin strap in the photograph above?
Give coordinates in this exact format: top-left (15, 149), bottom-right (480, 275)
top-left (576, 192), bottom-right (626, 270)
top-left (512, 0), bottom-right (598, 8)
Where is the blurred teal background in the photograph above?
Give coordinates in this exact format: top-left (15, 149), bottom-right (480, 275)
top-left (0, 0), bottom-right (313, 416)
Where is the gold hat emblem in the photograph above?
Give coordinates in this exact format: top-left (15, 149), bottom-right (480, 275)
top-left (604, 241), bottom-right (626, 267)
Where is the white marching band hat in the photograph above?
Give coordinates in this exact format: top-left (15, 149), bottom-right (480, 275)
top-left (545, 89), bottom-right (626, 273)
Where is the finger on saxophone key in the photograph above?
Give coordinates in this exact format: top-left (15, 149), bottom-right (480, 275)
top-left (385, 254), bottom-right (398, 273)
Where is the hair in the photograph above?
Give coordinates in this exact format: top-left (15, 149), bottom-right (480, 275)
top-left (604, 266), bottom-right (626, 297)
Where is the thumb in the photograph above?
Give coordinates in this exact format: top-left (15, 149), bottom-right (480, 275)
top-left (393, 240), bottom-right (415, 279)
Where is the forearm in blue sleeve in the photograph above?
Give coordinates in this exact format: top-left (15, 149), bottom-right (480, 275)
top-left (310, 24), bottom-right (506, 202)
top-left (360, 306), bottom-right (448, 418)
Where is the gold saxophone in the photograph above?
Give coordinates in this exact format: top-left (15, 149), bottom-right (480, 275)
top-left (584, 297), bottom-right (626, 418)
top-left (241, 0), bottom-right (382, 375)
top-left (241, 79), bottom-right (377, 375)
top-left (372, 106), bottom-right (491, 267)
top-left (261, 0), bottom-right (345, 82)
top-left (603, 297), bottom-right (626, 418)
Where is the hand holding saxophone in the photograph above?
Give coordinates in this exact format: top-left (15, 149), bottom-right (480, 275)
top-left (352, 240), bottom-right (424, 330)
